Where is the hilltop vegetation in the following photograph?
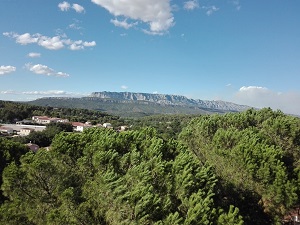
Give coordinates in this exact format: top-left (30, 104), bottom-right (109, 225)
top-left (1, 101), bottom-right (300, 224)
top-left (0, 100), bottom-right (121, 125)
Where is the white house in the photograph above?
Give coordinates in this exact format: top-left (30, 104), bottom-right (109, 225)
top-left (19, 128), bottom-right (34, 136)
top-left (71, 122), bottom-right (92, 132)
top-left (103, 123), bottom-right (113, 129)
top-left (32, 116), bottom-right (51, 124)
top-left (32, 116), bottom-right (69, 124)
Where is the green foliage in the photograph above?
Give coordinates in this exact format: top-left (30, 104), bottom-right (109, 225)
top-left (0, 138), bottom-right (28, 204)
top-left (131, 114), bottom-right (199, 140)
top-left (1, 127), bottom-right (243, 224)
top-left (0, 100), bottom-right (120, 124)
top-left (217, 205), bottom-right (244, 225)
top-left (179, 108), bottom-right (300, 224)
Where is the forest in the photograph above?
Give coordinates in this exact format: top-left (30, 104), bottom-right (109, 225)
top-left (1, 101), bottom-right (300, 224)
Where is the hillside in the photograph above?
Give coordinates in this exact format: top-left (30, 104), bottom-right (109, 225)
top-left (28, 91), bottom-right (252, 117)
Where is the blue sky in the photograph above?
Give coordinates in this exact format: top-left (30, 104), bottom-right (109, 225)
top-left (0, 0), bottom-right (300, 115)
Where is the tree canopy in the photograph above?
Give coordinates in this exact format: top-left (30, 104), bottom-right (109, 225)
top-left (1, 127), bottom-right (243, 225)
top-left (179, 108), bottom-right (300, 224)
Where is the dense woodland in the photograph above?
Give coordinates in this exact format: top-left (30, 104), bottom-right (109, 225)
top-left (1, 100), bottom-right (300, 224)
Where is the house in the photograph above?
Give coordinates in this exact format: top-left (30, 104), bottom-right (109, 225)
top-left (19, 128), bottom-right (34, 136)
top-left (0, 126), bottom-right (14, 134)
top-left (103, 123), bottom-right (113, 129)
top-left (32, 116), bottom-right (51, 124)
top-left (120, 126), bottom-right (128, 131)
top-left (32, 116), bottom-right (69, 124)
top-left (16, 119), bottom-right (32, 125)
top-left (71, 122), bottom-right (92, 132)
top-left (50, 117), bottom-right (69, 123)
top-left (26, 142), bottom-right (39, 152)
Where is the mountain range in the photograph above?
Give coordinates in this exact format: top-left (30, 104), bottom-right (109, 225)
top-left (28, 91), bottom-right (252, 117)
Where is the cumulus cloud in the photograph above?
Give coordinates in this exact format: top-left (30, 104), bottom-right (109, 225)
top-left (184, 0), bottom-right (199, 10)
top-left (91, 0), bottom-right (174, 35)
top-left (110, 18), bottom-right (138, 29)
top-left (121, 85), bottom-right (128, 90)
top-left (83, 41), bottom-right (96, 47)
top-left (25, 63), bottom-right (69, 77)
top-left (202, 5), bottom-right (219, 16)
top-left (234, 86), bottom-right (300, 115)
top-left (27, 52), bottom-right (41, 58)
top-left (38, 36), bottom-right (65, 50)
top-left (0, 65), bottom-right (16, 75)
top-left (58, 1), bottom-right (71, 11)
top-left (3, 32), bottom-right (39, 45)
top-left (59, 2), bottom-right (85, 13)
top-left (72, 3), bottom-right (85, 13)
top-left (3, 32), bottom-right (96, 50)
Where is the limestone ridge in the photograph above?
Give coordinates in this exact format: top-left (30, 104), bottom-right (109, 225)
top-left (90, 91), bottom-right (251, 112)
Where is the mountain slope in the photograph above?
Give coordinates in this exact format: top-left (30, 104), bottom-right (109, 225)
top-left (90, 91), bottom-right (250, 111)
top-left (28, 91), bottom-right (252, 117)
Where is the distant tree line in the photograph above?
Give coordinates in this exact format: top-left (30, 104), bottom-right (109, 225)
top-left (0, 100), bottom-right (121, 125)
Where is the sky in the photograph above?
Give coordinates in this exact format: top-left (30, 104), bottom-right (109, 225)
top-left (0, 0), bottom-right (300, 115)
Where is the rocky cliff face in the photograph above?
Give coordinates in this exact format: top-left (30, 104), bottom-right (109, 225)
top-left (90, 91), bottom-right (251, 112)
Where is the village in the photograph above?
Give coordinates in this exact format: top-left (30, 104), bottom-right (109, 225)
top-left (0, 115), bottom-right (129, 152)
top-left (0, 115), bottom-right (129, 134)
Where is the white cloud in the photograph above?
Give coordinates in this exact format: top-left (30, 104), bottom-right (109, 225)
top-left (69, 40), bottom-right (96, 50)
top-left (184, 0), bottom-right (199, 11)
top-left (58, 1), bottom-right (71, 11)
top-left (22, 90), bottom-right (68, 95)
top-left (69, 40), bottom-right (84, 50)
top-left (38, 35), bottom-right (65, 50)
top-left (0, 90), bottom-right (87, 100)
top-left (0, 90), bottom-right (18, 94)
top-left (91, 0), bottom-right (174, 35)
top-left (83, 41), bottom-right (96, 47)
top-left (121, 85), bottom-right (128, 90)
top-left (72, 3), bottom-right (85, 13)
top-left (27, 52), bottom-right (41, 58)
top-left (0, 65), bottom-right (16, 75)
top-left (234, 86), bottom-right (300, 115)
top-left (69, 19), bottom-right (83, 30)
top-left (25, 63), bottom-right (70, 77)
top-left (202, 5), bottom-right (219, 16)
top-left (3, 32), bottom-right (39, 45)
top-left (4, 32), bottom-right (96, 51)
top-left (231, 0), bottom-right (241, 11)
top-left (110, 18), bottom-right (137, 29)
